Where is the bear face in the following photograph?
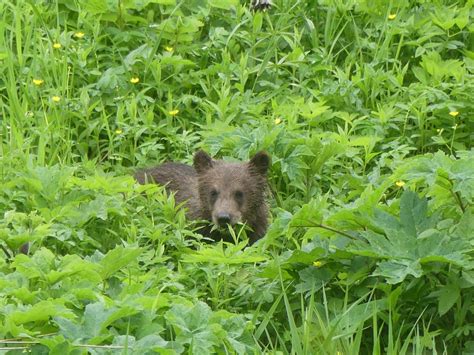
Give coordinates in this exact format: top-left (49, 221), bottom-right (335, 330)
top-left (193, 151), bottom-right (270, 236)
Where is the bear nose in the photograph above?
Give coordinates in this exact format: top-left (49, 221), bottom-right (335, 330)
top-left (216, 213), bottom-right (231, 226)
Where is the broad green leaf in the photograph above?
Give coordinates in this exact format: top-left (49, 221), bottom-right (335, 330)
top-left (299, 101), bottom-right (330, 120)
top-left (399, 190), bottom-right (429, 237)
top-left (38, 335), bottom-right (73, 354)
top-left (348, 190), bottom-right (471, 284)
top-left (182, 242), bottom-right (266, 264)
top-left (160, 55), bottom-right (196, 68)
top-left (148, 0), bottom-right (175, 4)
top-left (54, 317), bottom-right (82, 340)
top-left (253, 12), bottom-right (263, 32)
top-left (215, 310), bottom-right (258, 353)
top-left (210, 0), bottom-right (238, 10)
top-left (451, 158), bottom-right (474, 203)
top-left (82, 0), bottom-right (108, 14)
top-left (454, 6), bottom-right (470, 29)
top-left (308, 135), bottom-right (345, 174)
top-left (21, 165), bottom-right (76, 204)
top-left (12, 248), bottom-right (56, 279)
top-left (99, 246), bottom-right (142, 279)
top-left (126, 0), bottom-right (176, 9)
top-left (1, 211), bottom-right (51, 248)
top-left (295, 266), bottom-right (333, 294)
top-left (290, 199), bottom-right (325, 227)
top-left (55, 302), bottom-right (138, 342)
top-left (435, 283), bottom-right (460, 316)
top-left (165, 302), bottom-right (217, 353)
top-left (102, 305), bottom-right (139, 330)
top-left (285, 247), bottom-right (326, 265)
top-left (9, 300), bottom-right (74, 325)
top-left (62, 303), bottom-right (110, 339)
top-left (372, 260), bottom-right (423, 284)
top-left (70, 174), bottom-right (135, 194)
top-left (46, 255), bottom-right (101, 284)
top-left (112, 334), bottom-right (174, 353)
top-left (96, 66), bottom-right (126, 91)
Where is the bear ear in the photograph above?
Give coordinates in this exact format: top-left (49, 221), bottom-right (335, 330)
top-left (194, 150), bottom-right (213, 173)
top-left (249, 151), bottom-right (270, 175)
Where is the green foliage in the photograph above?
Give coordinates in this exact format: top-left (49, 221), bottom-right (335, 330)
top-left (350, 190), bottom-right (472, 284)
top-left (1, 0), bottom-right (473, 353)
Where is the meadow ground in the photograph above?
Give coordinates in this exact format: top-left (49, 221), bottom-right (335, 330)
top-left (0, 0), bottom-right (473, 353)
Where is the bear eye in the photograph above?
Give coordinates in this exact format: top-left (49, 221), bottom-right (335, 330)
top-left (234, 190), bottom-right (244, 201)
top-left (210, 189), bottom-right (219, 201)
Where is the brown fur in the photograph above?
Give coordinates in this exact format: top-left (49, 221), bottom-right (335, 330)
top-left (135, 151), bottom-right (271, 243)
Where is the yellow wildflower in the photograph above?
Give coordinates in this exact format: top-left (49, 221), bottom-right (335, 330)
top-left (130, 77), bottom-right (140, 84)
top-left (396, 181), bottom-right (405, 187)
top-left (313, 261), bottom-right (323, 267)
top-left (33, 79), bottom-right (44, 86)
top-left (164, 46), bottom-right (174, 52)
top-left (274, 118), bottom-right (282, 125)
top-left (53, 42), bottom-right (62, 49)
top-left (388, 14), bottom-right (397, 20)
top-left (168, 109), bottom-right (179, 116)
top-left (74, 32), bottom-right (85, 39)
top-left (52, 96), bottom-right (61, 102)
top-left (115, 129), bottom-right (123, 134)
top-left (449, 111), bottom-right (459, 117)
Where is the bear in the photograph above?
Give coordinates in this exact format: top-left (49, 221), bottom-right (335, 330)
top-left (252, 0), bottom-right (272, 11)
top-left (135, 150), bottom-right (271, 244)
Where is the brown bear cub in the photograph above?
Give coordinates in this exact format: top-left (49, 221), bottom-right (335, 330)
top-left (135, 151), bottom-right (271, 244)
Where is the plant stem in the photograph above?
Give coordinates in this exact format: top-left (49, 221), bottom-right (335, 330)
top-left (0, 244), bottom-right (11, 259)
top-left (292, 221), bottom-right (357, 240)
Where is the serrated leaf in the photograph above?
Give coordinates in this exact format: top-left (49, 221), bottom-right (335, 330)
top-left (400, 190), bottom-right (430, 237)
top-left (373, 260), bottom-right (423, 284)
top-left (348, 190), bottom-right (471, 284)
top-left (54, 317), bottom-right (82, 340)
top-left (21, 165), bottom-right (76, 204)
top-left (165, 302), bottom-right (217, 353)
top-left (82, 302), bottom-right (113, 338)
top-left (295, 266), bottom-right (333, 294)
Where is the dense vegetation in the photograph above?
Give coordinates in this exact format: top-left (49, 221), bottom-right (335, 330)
top-left (1, 0), bottom-right (473, 353)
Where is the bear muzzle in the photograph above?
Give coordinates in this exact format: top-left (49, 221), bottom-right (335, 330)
top-left (213, 212), bottom-right (242, 228)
